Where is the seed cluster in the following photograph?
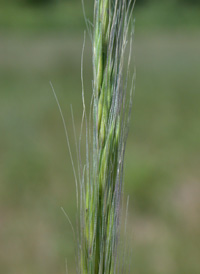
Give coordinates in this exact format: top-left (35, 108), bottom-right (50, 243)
top-left (80, 1), bottom-right (135, 273)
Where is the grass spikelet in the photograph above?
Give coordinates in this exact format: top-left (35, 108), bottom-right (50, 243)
top-left (79, 0), bottom-right (135, 273)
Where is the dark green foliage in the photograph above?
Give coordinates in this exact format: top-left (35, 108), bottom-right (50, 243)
top-left (127, 0), bottom-right (148, 7)
top-left (127, 0), bottom-right (149, 7)
top-left (180, 0), bottom-right (200, 5)
top-left (23, 0), bottom-right (55, 6)
top-left (135, 0), bottom-right (148, 5)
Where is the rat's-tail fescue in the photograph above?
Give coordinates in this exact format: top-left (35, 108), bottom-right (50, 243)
top-left (79, 0), bottom-right (135, 273)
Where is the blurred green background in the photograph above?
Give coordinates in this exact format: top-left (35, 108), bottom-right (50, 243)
top-left (0, 0), bottom-right (200, 273)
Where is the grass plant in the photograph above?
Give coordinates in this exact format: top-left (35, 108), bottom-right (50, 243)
top-left (78, 1), bottom-right (135, 273)
top-left (1, 4), bottom-right (200, 273)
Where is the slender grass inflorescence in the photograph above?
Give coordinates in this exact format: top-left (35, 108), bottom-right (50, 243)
top-left (79, 0), bottom-right (135, 273)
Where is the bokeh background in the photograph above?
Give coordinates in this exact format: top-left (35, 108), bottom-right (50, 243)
top-left (0, 0), bottom-right (200, 273)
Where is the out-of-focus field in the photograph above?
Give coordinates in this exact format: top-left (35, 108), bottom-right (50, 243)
top-left (0, 1), bottom-right (200, 273)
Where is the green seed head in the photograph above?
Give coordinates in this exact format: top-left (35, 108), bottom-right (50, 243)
top-left (80, 0), bottom-right (135, 272)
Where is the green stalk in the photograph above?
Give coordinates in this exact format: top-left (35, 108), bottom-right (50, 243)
top-left (80, 0), bottom-right (135, 273)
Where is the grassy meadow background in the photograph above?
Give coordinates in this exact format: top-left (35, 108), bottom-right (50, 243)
top-left (0, 0), bottom-right (200, 273)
